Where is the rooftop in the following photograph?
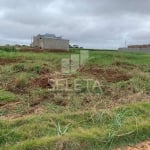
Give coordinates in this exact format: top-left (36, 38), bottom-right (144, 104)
top-left (37, 33), bottom-right (62, 39)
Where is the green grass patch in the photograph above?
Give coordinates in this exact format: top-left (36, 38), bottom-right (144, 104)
top-left (0, 49), bottom-right (149, 150)
top-left (0, 89), bottom-right (16, 102)
top-left (0, 102), bottom-right (149, 150)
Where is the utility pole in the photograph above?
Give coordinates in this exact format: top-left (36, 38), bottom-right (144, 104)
top-left (125, 40), bottom-right (127, 48)
top-left (31, 36), bottom-right (33, 47)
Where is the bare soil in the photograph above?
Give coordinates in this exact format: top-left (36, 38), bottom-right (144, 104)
top-left (31, 74), bottom-right (54, 88)
top-left (79, 65), bottom-right (131, 82)
top-left (116, 141), bottom-right (150, 150)
top-left (0, 58), bottom-right (21, 65)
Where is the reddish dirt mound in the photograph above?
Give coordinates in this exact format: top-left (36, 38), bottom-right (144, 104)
top-left (31, 75), bottom-right (54, 88)
top-left (30, 71), bottom-right (63, 89)
top-left (79, 66), bottom-right (131, 82)
top-left (116, 141), bottom-right (150, 150)
top-left (0, 58), bottom-right (21, 65)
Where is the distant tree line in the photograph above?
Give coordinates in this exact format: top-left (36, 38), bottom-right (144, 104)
top-left (69, 44), bottom-right (83, 49)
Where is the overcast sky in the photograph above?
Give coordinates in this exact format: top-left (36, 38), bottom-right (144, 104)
top-left (0, 0), bottom-right (150, 49)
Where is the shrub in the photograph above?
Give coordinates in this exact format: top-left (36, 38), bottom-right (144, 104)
top-left (13, 64), bottom-right (25, 72)
top-left (0, 46), bottom-right (16, 52)
top-left (30, 66), bottom-right (42, 74)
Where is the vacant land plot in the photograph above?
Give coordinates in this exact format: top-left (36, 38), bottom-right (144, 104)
top-left (0, 48), bottom-right (149, 150)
